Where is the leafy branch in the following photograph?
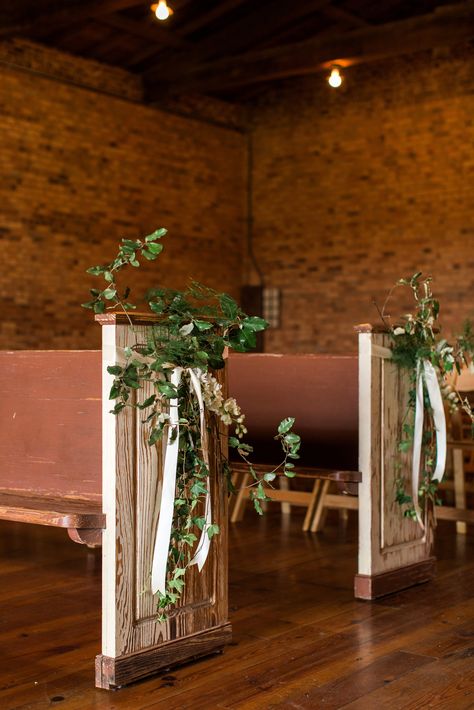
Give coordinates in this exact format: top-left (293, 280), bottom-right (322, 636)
top-left (380, 272), bottom-right (474, 520)
top-left (83, 228), bottom-right (301, 619)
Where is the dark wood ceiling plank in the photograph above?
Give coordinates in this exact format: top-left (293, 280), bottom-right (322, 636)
top-left (99, 13), bottom-right (190, 49)
top-left (146, 0), bottom-right (474, 96)
top-left (125, 0), bottom-right (239, 69)
top-left (145, 0), bottom-right (333, 83)
top-left (0, 0), bottom-right (149, 39)
top-left (322, 5), bottom-right (369, 28)
top-left (176, 0), bottom-right (250, 37)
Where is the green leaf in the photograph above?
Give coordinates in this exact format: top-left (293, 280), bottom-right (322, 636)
top-left (284, 432), bottom-right (300, 445)
top-left (109, 383), bottom-right (120, 399)
top-left (145, 242), bottom-right (164, 255)
top-left (263, 472), bottom-right (276, 482)
top-left (149, 301), bottom-right (165, 314)
top-left (145, 228), bottom-right (167, 241)
top-left (278, 417), bottom-right (295, 434)
top-left (102, 288), bottom-right (117, 300)
top-left (86, 265), bottom-right (105, 275)
top-left (243, 316), bottom-right (268, 332)
top-left (158, 381), bottom-right (178, 398)
top-left (149, 427), bottom-right (163, 445)
top-left (141, 249), bottom-right (156, 261)
top-left (193, 516), bottom-right (206, 531)
top-left (107, 365), bottom-right (123, 375)
top-left (194, 320), bottom-right (213, 331)
top-left (207, 523), bottom-right (220, 539)
top-left (140, 394), bottom-right (156, 408)
top-left (93, 301), bottom-right (106, 314)
top-left (191, 481), bottom-right (208, 496)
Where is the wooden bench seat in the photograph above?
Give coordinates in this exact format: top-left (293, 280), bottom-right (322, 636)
top-left (0, 490), bottom-right (105, 546)
top-left (227, 353), bottom-right (360, 529)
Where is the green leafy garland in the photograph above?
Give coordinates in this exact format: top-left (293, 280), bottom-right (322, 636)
top-left (83, 228), bottom-right (300, 619)
top-left (379, 273), bottom-right (474, 520)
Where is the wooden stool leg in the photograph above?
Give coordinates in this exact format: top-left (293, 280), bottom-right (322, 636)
top-left (310, 479), bottom-right (330, 533)
top-left (230, 472), bottom-right (250, 523)
top-left (228, 469), bottom-right (243, 519)
top-left (279, 475), bottom-right (291, 515)
top-left (453, 447), bottom-right (467, 534)
top-left (303, 479), bottom-right (321, 532)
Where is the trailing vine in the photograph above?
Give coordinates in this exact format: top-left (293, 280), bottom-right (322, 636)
top-left (83, 228), bottom-right (300, 619)
top-left (379, 272), bottom-right (474, 521)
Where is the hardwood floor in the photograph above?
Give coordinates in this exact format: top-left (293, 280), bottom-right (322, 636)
top-left (1, 511), bottom-right (474, 709)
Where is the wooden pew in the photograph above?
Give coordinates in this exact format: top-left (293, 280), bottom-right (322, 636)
top-left (0, 350), bottom-right (104, 546)
top-left (0, 320), bottom-right (446, 687)
top-left (227, 353), bottom-right (360, 529)
top-left (0, 314), bottom-right (230, 690)
top-left (229, 329), bottom-right (444, 601)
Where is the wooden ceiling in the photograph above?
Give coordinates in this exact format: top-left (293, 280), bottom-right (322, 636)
top-left (1, 0), bottom-right (474, 102)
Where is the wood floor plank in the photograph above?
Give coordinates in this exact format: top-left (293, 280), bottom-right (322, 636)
top-left (1, 514), bottom-right (474, 709)
top-left (256, 650), bottom-right (435, 709)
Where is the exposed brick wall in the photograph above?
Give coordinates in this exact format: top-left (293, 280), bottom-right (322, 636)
top-left (0, 41), bottom-right (246, 349)
top-left (3, 40), bottom-right (474, 354)
top-left (250, 45), bottom-right (474, 354)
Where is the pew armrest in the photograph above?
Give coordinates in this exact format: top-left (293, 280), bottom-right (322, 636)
top-left (230, 462), bottom-right (361, 495)
top-left (0, 490), bottom-right (105, 546)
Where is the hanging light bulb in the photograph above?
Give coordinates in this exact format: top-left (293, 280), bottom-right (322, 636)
top-left (328, 65), bottom-right (343, 88)
top-left (151, 1), bottom-right (173, 21)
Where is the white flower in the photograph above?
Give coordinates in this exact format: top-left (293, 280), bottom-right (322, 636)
top-left (393, 327), bottom-right (405, 336)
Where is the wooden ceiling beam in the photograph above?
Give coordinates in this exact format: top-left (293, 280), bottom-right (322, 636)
top-left (322, 6), bottom-right (369, 29)
top-left (99, 13), bottom-right (190, 49)
top-left (0, 0), bottom-right (148, 39)
top-left (146, 0), bottom-right (474, 97)
top-left (125, 0), bottom-right (251, 69)
top-left (145, 0), bottom-right (333, 83)
top-left (177, 0), bottom-right (249, 37)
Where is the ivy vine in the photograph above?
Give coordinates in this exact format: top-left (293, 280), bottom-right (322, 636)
top-left (83, 228), bottom-right (300, 619)
top-left (379, 273), bottom-right (474, 520)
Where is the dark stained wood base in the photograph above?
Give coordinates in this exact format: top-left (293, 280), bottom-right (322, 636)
top-left (95, 623), bottom-right (233, 689)
top-left (354, 556), bottom-right (437, 600)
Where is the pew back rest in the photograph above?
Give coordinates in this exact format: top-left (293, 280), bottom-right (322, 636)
top-left (227, 353), bottom-right (358, 470)
top-left (0, 351), bottom-right (102, 500)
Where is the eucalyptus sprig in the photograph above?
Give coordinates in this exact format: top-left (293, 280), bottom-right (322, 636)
top-left (380, 272), bottom-right (474, 520)
top-left (83, 228), bottom-right (301, 619)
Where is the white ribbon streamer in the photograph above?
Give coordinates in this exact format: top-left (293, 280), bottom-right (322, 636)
top-left (103, 346), bottom-right (213, 593)
top-left (188, 369), bottom-right (212, 572)
top-left (151, 366), bottom-right (183, 595)
top-left (411, 359), bottom-right (447, 528)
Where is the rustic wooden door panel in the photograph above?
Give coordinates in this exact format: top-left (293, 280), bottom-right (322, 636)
top-left (355, 328), bottom-right (435, 599)
top-left (96, 315), bottom-right (230, 688)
